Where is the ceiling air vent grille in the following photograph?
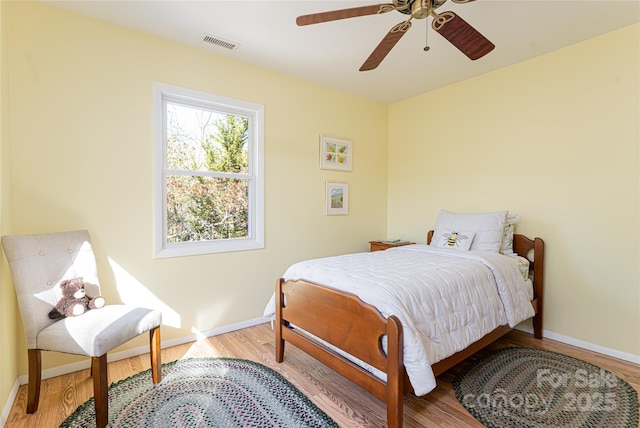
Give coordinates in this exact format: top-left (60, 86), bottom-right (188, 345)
top-left (202, 33), bottom-right (239, 51)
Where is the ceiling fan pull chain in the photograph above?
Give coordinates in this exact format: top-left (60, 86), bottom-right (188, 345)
top-left (424, 18), bottom-right (431, 51)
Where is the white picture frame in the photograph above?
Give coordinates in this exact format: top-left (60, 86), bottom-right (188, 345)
top-left (326, 182), bottom-right (349, 215)
top-left (320, 135), bottom-right (352, 171)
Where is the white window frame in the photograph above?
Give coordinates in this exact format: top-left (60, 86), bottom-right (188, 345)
top-left (153, 82), bottom-right (264, 258)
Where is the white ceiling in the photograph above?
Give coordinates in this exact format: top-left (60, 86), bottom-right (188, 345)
top-left (44, 0), bottom-right (640, 104)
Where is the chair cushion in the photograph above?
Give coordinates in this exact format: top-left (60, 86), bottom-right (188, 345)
top-left (37, 305), bottom-right (161, 356)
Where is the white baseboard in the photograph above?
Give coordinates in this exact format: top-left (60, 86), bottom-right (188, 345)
top-left (516, 324), bottom-right (640, 364)
top-left (0, 379), bottom-right (19, 428)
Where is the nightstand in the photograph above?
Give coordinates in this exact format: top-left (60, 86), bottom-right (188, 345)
top-left (369, 240), bottom-right (415, 252)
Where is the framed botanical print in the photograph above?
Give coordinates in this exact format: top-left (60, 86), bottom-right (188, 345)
top-left (320, 135), bottom-right (352, 171)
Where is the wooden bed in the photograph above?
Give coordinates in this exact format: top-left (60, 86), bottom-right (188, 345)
top-left (275, 232), bottom-right (544, 428)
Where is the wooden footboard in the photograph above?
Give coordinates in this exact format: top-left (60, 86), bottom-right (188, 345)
top-left (275, 278), bottom-right (405, 427)
top-left (276, 233), bottom-right (544, 427)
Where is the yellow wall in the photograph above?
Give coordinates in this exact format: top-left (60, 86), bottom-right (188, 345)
top-left (388, 24), bottom-right (640, 356)
top-left (2, 0), bottom-right (388, 379)
top-left (1, 0), bottom-right (21, 421)
top-left (1, 0), bottom-right (20, 420)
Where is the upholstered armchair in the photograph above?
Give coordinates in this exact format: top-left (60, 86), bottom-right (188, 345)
top-left (1, 230), bottom-right (162, 428)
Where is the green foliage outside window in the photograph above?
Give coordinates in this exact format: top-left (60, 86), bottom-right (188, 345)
top-left (166, 104), bottom-right (250, 243)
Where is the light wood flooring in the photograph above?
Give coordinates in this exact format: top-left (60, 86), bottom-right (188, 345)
top-left (5, 323), bottom-right (640, 427)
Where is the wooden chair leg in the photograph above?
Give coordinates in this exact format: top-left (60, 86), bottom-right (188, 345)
top-left (92, 355), bottom-right (109, 428)
top-left (150, 326), bottom-right (162, 384)
top-left (26, 349), bottom-right (41, 413)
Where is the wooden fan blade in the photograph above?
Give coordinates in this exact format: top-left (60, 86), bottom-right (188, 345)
top-left (360, 21), bottom-right (412, 71)
top-left (432, 11), bottom-right (494, 60)
top-left (296, 4), bottom-right (396, 26)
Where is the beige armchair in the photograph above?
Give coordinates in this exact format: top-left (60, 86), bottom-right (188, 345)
top-left (1, 230), bottom-right (162, 428)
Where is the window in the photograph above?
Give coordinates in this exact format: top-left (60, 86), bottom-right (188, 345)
top-left (153, 83), bottom-right (264, 257)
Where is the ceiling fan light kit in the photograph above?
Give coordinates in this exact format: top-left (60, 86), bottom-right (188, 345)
top-left (296, 0), bottom-right (494, 71)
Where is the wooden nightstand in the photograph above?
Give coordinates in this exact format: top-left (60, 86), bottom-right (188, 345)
top-left (369, 240), bottom-right (415, 252)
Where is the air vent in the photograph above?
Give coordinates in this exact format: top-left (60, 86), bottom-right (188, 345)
top-left (201, 33), bottom-right (239, 51)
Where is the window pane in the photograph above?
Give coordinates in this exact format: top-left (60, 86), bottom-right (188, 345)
top-left (166, 175), bottom-right (249, 243)
top-left (166, 103), bottom-right (249, 174)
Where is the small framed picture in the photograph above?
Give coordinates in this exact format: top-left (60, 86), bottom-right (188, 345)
top-left (320, 135), bottom-right (352, 171)
top-left (326, 182), bottom-right (349, 215)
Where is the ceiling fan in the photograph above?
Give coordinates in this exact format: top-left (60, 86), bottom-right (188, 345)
top-left (296, 0), bottom-right (495, 71)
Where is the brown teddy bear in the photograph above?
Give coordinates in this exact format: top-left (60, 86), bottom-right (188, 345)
top-left (48, 277), bottom-right (106, 320)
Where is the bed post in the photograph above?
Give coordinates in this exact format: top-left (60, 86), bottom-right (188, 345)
top-left (275, 278), bottom-right (285, 363)
top-left (532, 237), bottom-right (545, 339)
top-left (386, 315), bottom-right (404, 428)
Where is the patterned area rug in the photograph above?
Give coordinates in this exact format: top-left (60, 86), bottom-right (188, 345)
top-left (61, 358), bottom-right (339, 427)
top-left (453, 347), bottom-right (639, 428)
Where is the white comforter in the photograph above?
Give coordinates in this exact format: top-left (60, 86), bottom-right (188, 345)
top-left (264, 244), bottom-right (534, 396)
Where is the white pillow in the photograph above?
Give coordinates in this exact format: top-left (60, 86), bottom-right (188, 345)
top-left (434, 230), bottom-right (475, 251)
top-left (432, 210), bottom-right (508, 252)
top-left (500, 213), bottom-right (519, 255)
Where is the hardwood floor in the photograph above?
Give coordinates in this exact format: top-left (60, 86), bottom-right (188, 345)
top-left (5, 323), bottom-right (640, 427)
